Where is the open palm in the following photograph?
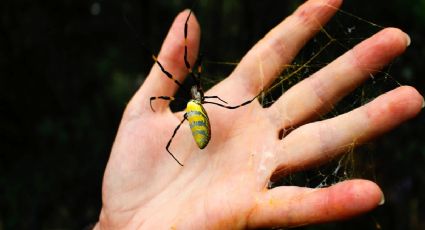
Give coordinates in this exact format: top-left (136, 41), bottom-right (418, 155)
top-left (95, 0), bottom-right (422, 229)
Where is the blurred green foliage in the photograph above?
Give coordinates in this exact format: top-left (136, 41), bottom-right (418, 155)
top-left (0, 0), bottom-right (424, 229)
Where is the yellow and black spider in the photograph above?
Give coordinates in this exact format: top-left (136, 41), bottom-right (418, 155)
top-left (149, 10), bottom-right (257, 166)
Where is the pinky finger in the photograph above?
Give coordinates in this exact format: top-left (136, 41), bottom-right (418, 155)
top-left (248, 180), bottom-right (383, 228)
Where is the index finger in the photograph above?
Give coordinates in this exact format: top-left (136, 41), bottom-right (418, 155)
top-left (127, 10), bottom-right (200, 116)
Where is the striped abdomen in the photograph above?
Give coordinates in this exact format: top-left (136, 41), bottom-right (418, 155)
top-left (185, 100), bottom-right (211, 149)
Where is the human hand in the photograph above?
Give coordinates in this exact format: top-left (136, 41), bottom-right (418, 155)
top-left (95, 0), bottom-right (423, 228)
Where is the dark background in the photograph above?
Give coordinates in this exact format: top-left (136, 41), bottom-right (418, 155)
top-left (1, 0), bottom-right (424, 229)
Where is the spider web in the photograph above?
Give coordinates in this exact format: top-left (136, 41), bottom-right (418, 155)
top-left (192, 3), bottom-right (402, 190)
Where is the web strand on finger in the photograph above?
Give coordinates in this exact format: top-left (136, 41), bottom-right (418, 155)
top-left (188, 2), bottom-right (401, 191)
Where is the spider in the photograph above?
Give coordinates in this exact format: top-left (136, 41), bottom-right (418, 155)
top-left (149, 10), bottom-right (258, 166)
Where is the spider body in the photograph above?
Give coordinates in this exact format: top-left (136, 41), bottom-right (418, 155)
top-left (186, 99), bottom-right (210, 149)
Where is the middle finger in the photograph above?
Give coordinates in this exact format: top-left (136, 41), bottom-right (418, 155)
top-left (209, 0), bottom-right (342, 101)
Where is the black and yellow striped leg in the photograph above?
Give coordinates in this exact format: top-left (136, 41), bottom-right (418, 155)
top-left (183, 9), bottom-right (204, 86)
top-left (166, 113), bottom-right (188, 166)
top-left (204, 95), bottom-right (257, 109)
top-left (204, 96), bottom-right (228, 104)
top-left (149, 96), bottom-right (176, 112)
top-left (183, 10), bottom-right (193, 72)
top-left (152, 55), bottom-right (187, 91)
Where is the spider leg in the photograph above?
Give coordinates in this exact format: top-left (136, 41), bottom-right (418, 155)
top-left (203, 95), bottom-right (258, 109)
top-left (151, 55), bottom-right (187, 91)
top-left (183, 10), bottom-right (204, 87)
top-left (166, 113), bottom-right (187, 166)
top-left (150, 96), bottom-right (181, 112)
top-left (183, 10), bottom-right (193, 72)
top-left (204, 96), bottom-right (228, 104)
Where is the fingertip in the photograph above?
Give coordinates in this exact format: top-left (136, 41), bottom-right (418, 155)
top-left (249, 179), bottom-right (383, 228)
top-left (330, 179), bottom-right (383, 214)
top-left (323, 0), bottom-right (343, 9)
top-left (177, 9), bottom-right (201, 34)
top-left (294, 0), bottom-right (342, 27)
top-left (351, 28), bottom-right (409, 71)
top-left (160, 9), bottom-right (200, 66)
top-left (365, 86), bottom-right (423, 131)
top-left (382, 27), bottom-right (411, 48)
top-left (311, 179), bottom-right (384, 222)
top-left (394, 86), bottom-right (424, 113)
top-left (136, 8), bottom-right (201, 112)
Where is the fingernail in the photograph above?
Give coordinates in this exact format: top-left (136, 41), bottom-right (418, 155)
top-left (422, 97), bottom-right (425, 109)
top-left (406, 33), bottom-right (411, 47)
top-left (379, 193), bottom-right (385, 205)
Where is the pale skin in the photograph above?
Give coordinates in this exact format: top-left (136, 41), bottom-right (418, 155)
top-left (94, 0), bottom-right (423, 229)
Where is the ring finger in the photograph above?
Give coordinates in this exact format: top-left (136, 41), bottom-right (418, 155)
top-left (272, 86), bottom-right (422, 176)
top-left (267, 28), bottom-right (410, 130)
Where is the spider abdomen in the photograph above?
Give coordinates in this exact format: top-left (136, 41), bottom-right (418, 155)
top-left (185, 100), bottom-right (211, 149)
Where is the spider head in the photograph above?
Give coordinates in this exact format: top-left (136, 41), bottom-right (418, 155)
top-left (190, 85), bottom-right (204, 102)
